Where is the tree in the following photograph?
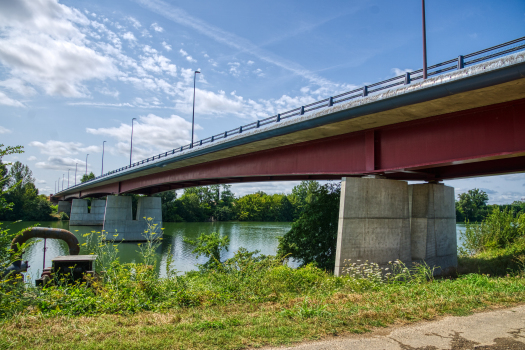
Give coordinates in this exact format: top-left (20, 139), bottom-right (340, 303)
top-left (278, 181), bottom-right (340, 270)
top-left (456, 189), bottom-right (489, 222)
top-left (0, 161), bottom-right (53, 221)
top-left (288, 181), bottom-right (322, 220)
top-left (184, 232), bottom-right (230, 270)
top-left (80, 172), bottom-right (95, 183)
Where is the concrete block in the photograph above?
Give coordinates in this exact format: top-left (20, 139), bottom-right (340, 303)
top-left (57, 201), bottom-right (71, 215)
top-left (409, 183), bottom-right (457, 274)
top-left (70, 198), bottom-right (105, 226)
top-left (335, 177), bottom-right (411, 276)
top-left (102, 195), bottom-right (162, 242)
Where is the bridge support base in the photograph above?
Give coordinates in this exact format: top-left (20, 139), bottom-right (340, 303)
top-left (102, 196), bottom-right (162, 242)
top-left (57, 201), bottom-right (71, 216)
top-left (334, 177), bottom-right (411, 276)
top-left (334, 177), bottom-right (457, 276)
top-left (69, 199), bottom-right (105, 226)
top-left (409, 183), bottom-right (457, 275)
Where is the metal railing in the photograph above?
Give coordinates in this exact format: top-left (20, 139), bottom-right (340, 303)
top-left (64, 36), bottom-right (525, 191)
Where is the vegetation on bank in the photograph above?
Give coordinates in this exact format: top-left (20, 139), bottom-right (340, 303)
top-left (2, 145), bottom-right (525, 349)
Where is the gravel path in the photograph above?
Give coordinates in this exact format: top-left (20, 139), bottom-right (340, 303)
top-left (263, 305), bottom-right (525, 349)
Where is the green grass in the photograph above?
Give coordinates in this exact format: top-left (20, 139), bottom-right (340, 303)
top-left (2, 263), bottom-right (525, 349)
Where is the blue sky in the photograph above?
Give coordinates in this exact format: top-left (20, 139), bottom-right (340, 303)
top-left (0, 0), bottom-right (524, 202)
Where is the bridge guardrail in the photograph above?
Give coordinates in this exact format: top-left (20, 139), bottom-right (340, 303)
top-left (65, 36), bottom-right (525, 192)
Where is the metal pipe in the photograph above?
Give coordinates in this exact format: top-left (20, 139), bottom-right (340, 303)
top-left (67, 169), bottom-right (70, 188)
top-left (43, 238), bottom-right (47, 270)
top-left (11, 227), bottom-right (80, 258)
top-left (422, 0), bottom-right (427, 79)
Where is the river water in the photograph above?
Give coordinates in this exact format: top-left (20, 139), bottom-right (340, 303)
top-left (4, 221), bottom-right (468, 283)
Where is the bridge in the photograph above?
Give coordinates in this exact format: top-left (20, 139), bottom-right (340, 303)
top-left (53, 37), bottom-right (525, 274)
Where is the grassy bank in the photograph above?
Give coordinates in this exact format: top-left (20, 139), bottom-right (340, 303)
top-left (1, 269), bottom-right (525, 350)
top-left (3, 208), bottom-right (525, 350)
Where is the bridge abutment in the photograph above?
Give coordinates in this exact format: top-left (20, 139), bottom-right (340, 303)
top-left (334, 177), bottom-right (457, 276)
top-left (57, 201), bottom-right (71, 216)
top-left (102, 196), bottom-right (162, 242)
top-left (69, 199), bottom-right (105, 226)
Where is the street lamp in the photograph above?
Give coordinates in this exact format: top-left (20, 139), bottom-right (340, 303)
top-left (130, 118), bottom-right (137, 166)
top-left (101, 141), bottom-right (107, 176)
top-left (68, 169), bottom-right (71, 188)
top-left (55, 181), bottom-right (56, 194)
top-left (422, 0), bottom-right (427, 79)
top-left (75, 163), bottom-right (78, 186)
top-left (62, 174), bottom-right (64, 191)
top-left (191, 70), bottom-right (200, 148)
top-left (85, 154), bottom-right (89, 175)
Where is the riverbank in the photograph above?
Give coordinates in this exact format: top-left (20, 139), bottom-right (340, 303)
top-left (2, 261), bottom-right (525, 350)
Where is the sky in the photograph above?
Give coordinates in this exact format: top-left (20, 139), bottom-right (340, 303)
top-left (0, 0), bottom-right (524, 203)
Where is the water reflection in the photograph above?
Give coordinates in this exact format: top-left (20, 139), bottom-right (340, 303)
top-left (4, 220), bottom-right (469, 284)
top-left (5, 221), bottom-right (292, 282)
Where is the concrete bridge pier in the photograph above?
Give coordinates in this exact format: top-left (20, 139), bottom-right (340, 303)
top-left (69, 199), bottom-right (105, 226)
top-left (334, 177), bottom-right (411, 276)
top-left (409, 183), bottom-right (457, 275)
top-left (334, 177), bottom-right (457, 276)
top-left (57, 201), bottom-right (71, 216)
top-left (102, 196), bottom-right (162, 242)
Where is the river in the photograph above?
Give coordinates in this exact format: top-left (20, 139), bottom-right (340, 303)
top-left (4, 221), bottom-right (469, 283)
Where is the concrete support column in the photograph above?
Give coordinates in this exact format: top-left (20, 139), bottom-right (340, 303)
top-left (57, 201), bottom-right (71, 216)
top-left (334, 177), bottom-right (411, 276)
top-left (70, 199), bottom-right (105, 226)
top-left (103, 196), bottom-right (162, 242)
top-left (409, 183), bottom-right (457, 274)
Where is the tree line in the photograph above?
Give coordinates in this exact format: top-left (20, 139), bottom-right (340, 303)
top-left (455, 188), bottom-right (525, 223)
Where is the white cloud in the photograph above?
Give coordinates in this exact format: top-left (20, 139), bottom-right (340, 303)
top-left (96, 87), bottom-right (120, 98)
top-left (151, 22), bottom-right (164, 32)
top-left (35, 156), bottom-right (87, 170)
top-left (122, 31), bottom-right (137, 42)
top-left (29, 140), bottom-right (100, 156)
top-left (28, 156), bottom-right (37, 161)
top-left (127, 16), bottom-right (142, 29)
top-left (162, 41), bottom-right (172, 51)
top-left (228, 62), bottom-right (240, 76)
top-left (136, 0), bottom-right (338, 88)
top-left (391, 68), bottom-right (413, 77)
top-left (0, 0), bottom-right (119, 97)
top-left (179, 49), bottom-right (197, 63)
top-left (0, 91), bottom-right (24, 107)
top-left (0, 126), bottom-right (12, 134)
top-left (247, 60), bottom-right (254, 65)
top-left (141, 46), bottom-right (177, 76)
top-left (0, 78), bottom-right (37, 96)
top-left (86, 114), bottom-right (197, 160)
top-left (253, 68), bottom-right (264, 77)
top-left (37, 179), bottom-right (46, 183)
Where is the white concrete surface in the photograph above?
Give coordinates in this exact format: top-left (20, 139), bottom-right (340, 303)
top-left (335, 177), bottom-right (411, 276)
top-left (409, 183), bottom-right (457, 274)
top-left (69, 199), bottom-right (105, 226)
top-left (102, 195), bottom-right (162, 241)
top-left (57, 201), bottom-right (71, 215)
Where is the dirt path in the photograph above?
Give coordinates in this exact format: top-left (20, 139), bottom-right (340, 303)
top-left (263, 305), bottom-right (525, 349)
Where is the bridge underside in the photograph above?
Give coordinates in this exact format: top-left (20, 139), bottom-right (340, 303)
top-left (64, 96), bottom-right (525, 199)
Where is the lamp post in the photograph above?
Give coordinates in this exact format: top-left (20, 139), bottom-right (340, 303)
top-left (55, 181), bottom-right (56, 194)
top-left (191, 70), bottom-right (200, 148)
top-left (58, 178), bottom-right (60, 192)
top-left (62, 174), bottom-right (64, 191)
top-left (101, 141), bottom-right (106, 176)
top-left (85, 154), bottom-right (89, 175)
top-left (422, 0), bottom-right (427, 79)
top-left (130, 118), bottom-right (137, 166)
top-left (68, 169), bottom-right (71, 188)
top-left (75, 163), bottom-right (78, 186)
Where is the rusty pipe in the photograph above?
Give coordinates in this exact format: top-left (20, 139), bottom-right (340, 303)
top-left (11, 227), bottom-right (80, 257)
